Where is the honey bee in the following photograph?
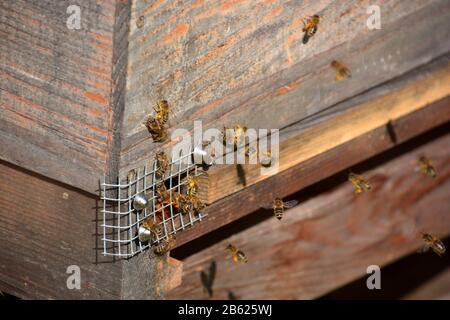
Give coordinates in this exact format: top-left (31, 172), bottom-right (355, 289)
top-left (145, 116), bottom-right (168, 142)
top-left (420, 233), bottom-right (446, 257)
top-left (348, 172), bottom-right (371, 194)
top-left (189, 194), bottom-right (206, 214)
top-left (418, 156), bottom-right (437, 178)
top-left (185, 176), bottom-right (199, 196)
top-left (178, 197), bottom-right (194, 215)
top-left (180, 194), bottom-right (205, 215)
top-left (226, 244), bottom-right (248, 264)
top-left (154, 235), bottom-right (176, 255)
top-left (223, 124), bottom-right (247, 148)
top-left (136, 16), bottom-right (145, 28)
top-left (127, 169), bottom-right (137, 183)
top-left (172, 192), bottom-right (184, 209)
top-left (155, 183), bottom-right (172, 206)
top-left (154, 100), bottom-right (169, 125)
top-left (331, 60), bottom-right (352, 81)
top-left (138, 218), bottom-right (162, 242)
top-left (302, 14), bottom-right (320, 44)
top-left (155, 151), bottom-right (169, 178)
top-left (272, 197), bottom-right (299, 220)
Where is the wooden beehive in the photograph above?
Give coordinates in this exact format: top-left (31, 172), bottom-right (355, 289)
top-left (1, 0), bottom-right (450, 299)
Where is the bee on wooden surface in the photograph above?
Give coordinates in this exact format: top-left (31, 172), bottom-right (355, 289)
top-left (127, 169), bottom-right (137, 183)
top-left (420, 233), bottom-right (446, 257)
top-left (136, 16), bottom-right (145, 28)
top-left (226, 244), bottom-right (247, 264)
top-left (271, 197), bottom-right (299, 220)
top-left (154, 235), bottom-right (176, 255)
top-left (145, 116), bottom-right (168, 142)
top-left (331, 60), bottom-right (352, 81)
top-left (138, 218), bottom-right (162, 242)
top-left (155, 151), bottom-right (169, 178)
top-left (154, 100), bottom-right (169, 125)
top-left (302, 14), bottom-right (320, 44)
top-left (223, 124), bottom-right (247, 148)
top-left (155, 183), bottom-right (172, 206)
top-left (348, 172), bottom-right (371, 194)
top-left (418, 156), bottom-right (437, 178)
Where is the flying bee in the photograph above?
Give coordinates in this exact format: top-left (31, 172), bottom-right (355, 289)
top-left (154, 100), bottom-right (169, 125)
top-left (331, 60), bottom-right (352, 81)
top-left (271, 197), bottom-right (299, 220)
top-left (145, 116), bottom-right (168, 142)
top-left (138, 218), bottom-right (162, 242)
top-left (154, 235), bottom-right (176, 255)
top-left (348, 172), bottom-right (371, 194)
top-left (223, 124), bottom-right (247, 148)
top-left (155, 183), bottom-right (172, 206)
top-left (302, 14), bottom-right (320, 44)
top-left (226, 244), bottom-right (248, 264)
top-left (155, 151), bottom-right (169, 178)
top-left (418, 156), bottom-right (437, 178)
top-left (136, 16), bottom-right (145, 28)
top-left (420, 233), bottom-right (446, 257)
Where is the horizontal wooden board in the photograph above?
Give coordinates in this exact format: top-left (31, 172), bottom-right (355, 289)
top-left (168, 130), bottom-right (450, 299)
top-left (171, 68), bottom-right (450, 249)
top-left (200, 59), bottom-right (450, 204)
top-left (119, 0), bottom-right (450, 178)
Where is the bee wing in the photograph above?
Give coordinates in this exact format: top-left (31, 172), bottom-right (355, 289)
top-left (283, 200), bottom-right (299, 209)
top-left (417, 245), bottom-right (430, 254)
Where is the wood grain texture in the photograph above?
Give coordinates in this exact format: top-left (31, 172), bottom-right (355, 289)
top-left (0, 0), bottom-right (131, 193)
top-left (0, 160), bottom-right (122, 299)
top-left (172, 78), bottom-right (450, 249)
top-left (200, 62), bottom-right (450, 204)
top-left (167, 131), bottom-right (450, 300)
top-left (119, 0), bottom-right (450, 177)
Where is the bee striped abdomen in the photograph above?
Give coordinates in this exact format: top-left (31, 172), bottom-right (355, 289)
top-left (274, 208), bottom-right (284, 220)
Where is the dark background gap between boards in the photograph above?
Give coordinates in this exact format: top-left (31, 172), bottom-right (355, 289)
top-left (320, 235), bottom-right (450, 300)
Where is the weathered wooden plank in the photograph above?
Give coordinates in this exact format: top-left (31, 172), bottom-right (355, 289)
top-left (167, 130), bottom-right (450, 299)
top-left (171, 70), bottom-right (450, 249)
top-left (0, 0), bottom-right (131, 193)
top-left (200, 62), bottom-right (450, 204)
top-left (0, 160), bottom-right (122, 299)
top-left (119, 0), bottom-right (450, 177)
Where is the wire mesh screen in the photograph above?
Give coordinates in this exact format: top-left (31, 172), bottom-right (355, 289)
top-left (101, 147), bottom-right (206, 258)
